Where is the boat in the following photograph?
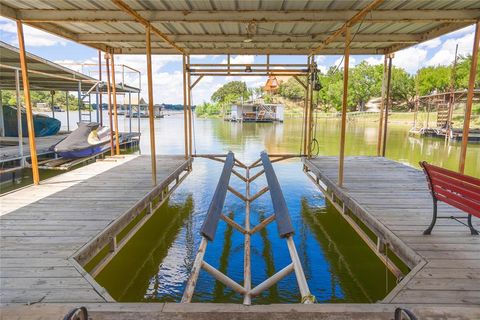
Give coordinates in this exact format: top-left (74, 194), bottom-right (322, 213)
top-left (54, 122), bottom-right (112, 158)
top-left (2, 105), bottom-right (61, 137)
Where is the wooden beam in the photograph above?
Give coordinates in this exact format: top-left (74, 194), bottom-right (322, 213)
top-left (16, 21), bottom-right (39, 185)
top-left (110, 52), bottom-right (120, 155)
top-left (311, 0), bottom-right (385, 55)
top-left (377, 55), bottom-right (388, 156)
top-left (104, 53), bottom-right (115, 157)
top-left (146, 25), bottom-right (157, 186)
top-left (459, 21), bottom-right (480, 174)
top-left (182, 55), bottom-right (188, 159)
top-left (16, 9), bottom-right (480, 23)
top-left (338, 28), bottom-right (351, 188)
top-left (111, 0), bottom-right (185, 54)
top-left (77, 33), bottom-right (423, 44)
top-left (116, 47), bottom-right (386, 55)
top-left (187, 55), bottom-right (193, 157)
top-left (381, 54), bottom-right (394, 157)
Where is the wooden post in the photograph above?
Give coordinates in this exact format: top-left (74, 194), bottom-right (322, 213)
top-left (105, 53), bottom-right (115, 156)
top-left (98, 50), bottom-right (103, 126)
top-left (65, 91), bottom-right (70, 132)
top-left (376, 55), bottom-right (388, 156)
top-left (183, 54), bottom-right (189, 159)
top-left (338, 28), bottom-right (351, 187)
top-left (381, 54), bottom-right (394, 157)
top-left (307, 56), bottom-right (315, 158)
top-left (16, 21), bottom-right (39, 185)
top-left (146, 25), bottom-right (157, 185)
top-left (110, 52), bottom-right (120, 155)
top-left (459, 21), bottom-right (480, 173)
top-left (187, 55), bottom-right (193, 157)
top-left (15, 69), bottom-right (24, 167)
top-left (302, 56), bottom-right (311, 155)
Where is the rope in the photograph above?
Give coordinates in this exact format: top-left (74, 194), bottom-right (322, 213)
top-left (309, 95), bottom-right (320, 157)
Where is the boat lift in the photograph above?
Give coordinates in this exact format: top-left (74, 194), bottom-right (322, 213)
top-left (182, 151), bottom-right (315, 305)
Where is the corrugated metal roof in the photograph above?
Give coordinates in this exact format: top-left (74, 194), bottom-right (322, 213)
top-left (0, 41), bottom-right (140, 92)
top-left (0, 0), bottom-right (479, 55)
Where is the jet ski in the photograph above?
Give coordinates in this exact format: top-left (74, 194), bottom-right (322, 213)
top-left (54, 122), bottom-right (113, 158)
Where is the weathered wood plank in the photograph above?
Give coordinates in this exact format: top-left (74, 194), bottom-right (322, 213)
top-left (304, 156), bottom-right (480, 306)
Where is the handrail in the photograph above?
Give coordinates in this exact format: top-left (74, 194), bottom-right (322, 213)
top-left (260, 151), bottom-right (295, 238)
top-left (200, 151), bottom-right (235, 241)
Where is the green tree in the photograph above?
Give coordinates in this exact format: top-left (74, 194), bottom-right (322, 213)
top-left (318, 67), bottom-right (345, 111)
top-left (349, 61), bottom-right (382, 111)
top-left (417, 66), bottom-right (450, 95)
top-left (211, 81), bottom-right (249, 104)
top-left (391, 67), bottom-right (415, 110)
top-left (454, 54), bottom-right (480, 89)
top-left (278, 77), bottom-right (305, 100)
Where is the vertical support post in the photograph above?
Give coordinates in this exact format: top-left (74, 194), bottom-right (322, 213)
top-left (0, 90), bottom-right (4, 137)
top-left (227, 54), bottom-right (231, 75)
top-left (66, 91), bottom-right (70, 132)
top-left (105, 53), bottom-right (115, 156)
top-left (376, 55), bottom-right (388, 156)
top-left (302, 56), bottom-right (311, 155)
top-left (78, 82), bottom-right (82, 122)
top-left (459, 21), bottom-right (480, 173)
top-left (187, 55), bottom-right (193, 157)
top-left (50, 91), bottom-right (55, 118)
top-left (110, 52), bottom-right (120, 155)
top-left (128, 92), bottom-right (132, 134)
top-left (16, 21), bottom-right (39, 185)
top-left (381, 54), bottom-right (394, 157)
top-left (182, 54), bottom-right (189, 159)
top-left (137, 91), bottom-right (141, 134)
top-left (98, 50), bottom-right (103, 126)
top-left (15, 69), bottom-right (24, 167)
top-left (338, 28), bottom-right (351, 187)
top-left (146, 25), bottom-right (157, 186)
top-left (307, 56), bottom-right (315, 158)
top-left (95, 84), bottom-right (100, 123)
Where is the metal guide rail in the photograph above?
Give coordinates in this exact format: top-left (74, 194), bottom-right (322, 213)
top-left (182, 151), bottom-right (315, 305)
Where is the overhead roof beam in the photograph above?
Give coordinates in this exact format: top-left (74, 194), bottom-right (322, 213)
top-left (77, 33), bottom-right (422, 44)
top-left (311, 0), bottom-right (385, 55)
top-left (14, 9), bottom-right (480, 23)
top-left (110, 0), bottom-right (185, 54)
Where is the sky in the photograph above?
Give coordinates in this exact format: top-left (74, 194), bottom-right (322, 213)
top-left (0, 16), bottom-right (476, 105)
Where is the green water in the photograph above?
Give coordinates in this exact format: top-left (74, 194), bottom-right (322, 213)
top-left (93, 116), bottom-right (478, 304)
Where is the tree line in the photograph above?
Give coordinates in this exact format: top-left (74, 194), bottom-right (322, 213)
top-left (195, 54), bottom-right (478, 116)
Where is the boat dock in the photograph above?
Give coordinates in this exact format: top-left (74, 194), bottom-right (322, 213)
top-left (0, 155), bottom-right (191, 304)
top-left (303, 156), bottom-right (480, 306)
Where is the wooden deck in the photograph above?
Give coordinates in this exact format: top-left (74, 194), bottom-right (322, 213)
top-left (303, 156), bottom-right (480, 306)
top-left (0, 155), bottom-right (191, 304)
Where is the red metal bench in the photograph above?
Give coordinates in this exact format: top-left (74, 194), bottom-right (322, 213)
top-left (419, 162), bottom-right (479, 235)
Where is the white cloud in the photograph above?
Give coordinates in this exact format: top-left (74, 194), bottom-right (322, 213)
top-left (393, 47), bottom-right (428, 74)
top-left (0, 17), bottom-right (67, 47)
top-left (419, 38), bottom-right (441, 49)
top-left (364, 56), bottom-right (383, 65)
top-left (220, 55), bottom-right (255, 64)
top-left (333, 56), bottom-right (356, 69)
top-left (426, 32), bottom-right (474, 67)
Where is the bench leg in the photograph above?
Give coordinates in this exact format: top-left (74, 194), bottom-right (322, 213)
top-left (423, 198), bottom-right (437, 235)
top-left (468, 214), bottom-right (479, 236)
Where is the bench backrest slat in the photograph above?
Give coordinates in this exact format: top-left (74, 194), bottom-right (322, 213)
top-left (420, 161), bottom-right (480, 218)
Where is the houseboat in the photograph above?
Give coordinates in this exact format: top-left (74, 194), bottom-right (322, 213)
top-left (225, 103), bottom-right (284, 123)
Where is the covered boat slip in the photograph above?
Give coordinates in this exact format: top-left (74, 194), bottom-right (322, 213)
top-left (1, 0), bottom-right (480, 319)
top-left (303, 156), bottom-right (480, 305)
top-left (0, 155), bottom-right (191, 303)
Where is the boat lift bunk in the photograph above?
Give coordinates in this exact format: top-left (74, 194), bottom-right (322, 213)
top-left (182, 151), bottom-right (314, 304)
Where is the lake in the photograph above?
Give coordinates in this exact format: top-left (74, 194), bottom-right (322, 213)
top-left (4, 112), bottom-right (479, 303)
